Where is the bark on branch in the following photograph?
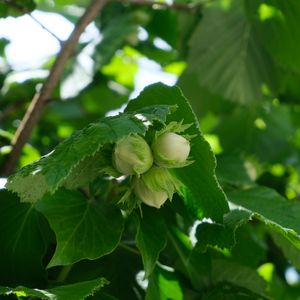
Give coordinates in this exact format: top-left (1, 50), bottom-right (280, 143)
top-left (1, 0), bottom-right (108, 176)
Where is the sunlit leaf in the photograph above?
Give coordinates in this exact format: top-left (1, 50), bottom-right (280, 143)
top-left (146, 266), bottom-right (184, 300)
top-left (0, 278), bottom-right (108, 300)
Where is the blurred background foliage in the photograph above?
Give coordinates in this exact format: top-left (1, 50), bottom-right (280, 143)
top-left (1, 0), bottom-right (300, 298)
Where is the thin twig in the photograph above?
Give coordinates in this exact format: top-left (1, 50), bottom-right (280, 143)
top-left (1, 0), bottom-right (109, 176)
top-left (28, 13), bottom-right (63, 44)
top-left (3, 0), bottom-right (62, 43)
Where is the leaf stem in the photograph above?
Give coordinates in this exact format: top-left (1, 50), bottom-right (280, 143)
top-left (119, 242), bottom-right (140, 256)
top-left (167, 227), bottom-right (192, 268)
top-left (57, 265), bottom-right (73, 282)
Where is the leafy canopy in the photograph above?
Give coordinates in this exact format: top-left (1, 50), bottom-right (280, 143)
top-left (1, 0), bottom-right (300, 298)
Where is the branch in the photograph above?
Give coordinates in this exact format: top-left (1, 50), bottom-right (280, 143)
top-left (1, 0), bottom-right (109, 177)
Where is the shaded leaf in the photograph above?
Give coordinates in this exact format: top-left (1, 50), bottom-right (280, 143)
top-left (216, 154), bottom-right (253, 186)
top-left (212, 259), bottom-right (267, 296)
top-left (187, 0), bottom-right (277, 104)
top-left (186, 248), bottom-right (211, 290)
top-left (270, 230), bottom-right (300, 272)
top-left (94, 9), bottom-right (140, 67)
top-left (0, 38), bottom-right (9, 56)
top-left (167, 225), bottom-right (211, 290)
top-left (231, 226), bottom-right (267, 268)
top-left (146, 10), bottom-right (177, 48)
top-left (0, 190), bottom-right (48, 287)
top-left (65, 247), bottom-right (144, 300)
top-left (215, 104), bottom-right (295, 163)
top-left (71, 77), bottom-right (128, 118)
top-left (136, 207), bottom-right (168, 277)
top-left (195, 209), bottom-right (252, 252)
top-left (0, 0), bottom-right (35, 18)
top-left (246, 0), bottom-right (300, 73)
top-left (177, 70), bottom-right (234, 118)
top-left (202, 283), bottom-right (269, 300)
top-left (229, 186), bottom-right (300, 249)
top-left (35, 189), bottom-right (124, 267)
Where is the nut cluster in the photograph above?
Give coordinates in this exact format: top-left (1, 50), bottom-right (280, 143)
top-left (112, 124), bottom-right (191, 209)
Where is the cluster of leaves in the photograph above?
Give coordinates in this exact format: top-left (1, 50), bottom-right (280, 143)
top-left (1, 0), bottom-right (300, 299)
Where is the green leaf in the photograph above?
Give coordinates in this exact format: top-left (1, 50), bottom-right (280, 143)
top-left (230, 226), bottom-right (267, 268)
top-left (267, 271), bottom-right (300, 300)
top-left (195, 209), bottom-right (252, 252)
top-left (145, 266), bottom-right (184, 300)
top-left (186, 248), bottom-right (211, 290)
top-left (215, 104), bottom-right (295, 163)
top-left (126, 83), bottom-right (229, 221)
top-left (196, 187), bottom-right (300, 272)
top-left (6, 107), bottom-right (173, 203)
top-left (0, 278), bottom-right (108, 300)
top-left (187, 0), bottom-right (277, 104)
top-left (177, 71), bottom-right (234, 118)
top-left (146, 10), bottom-right (178, 48)
top-left (195, 212), bottom-right (267, 269)
top-left (167, 225), bottom-right (211, 290)
top-left (0, 190), bottom-right (48, 287)
top-left (0, 38), bottom-right (9, 56)
top-left (229, 186), bottom-right (300, 249)
top-left (48, 278), bottom-right (109, 300)
top-left (73, 78), bottom-right (128, 117)
top-left (246, 0), bottom-right (300, 73)
top-left (102, 46), bottom-right (139, 88)
top-left (211, 259), bottom-right (267, 296)
top-left (270, 230), bottom-right (300, 271)
top-left (202, 283), bottom-right (268, 300)
top-left (65, 247), bottom-right (144, 299)
top-left (61, 150), bottom-right (108, 190)
top-left (35, 189), bottom-right (124, 267)
top-left (0, 0), bottom-right (35, 18)
top-left (216, 154), bottom-right (253, 186)
top-left (136, 207), bottom-right (168, 277)
top-left (0, 286), bottom-right (49, 299)
top-left (94, 9), bottom-right (140, 67)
